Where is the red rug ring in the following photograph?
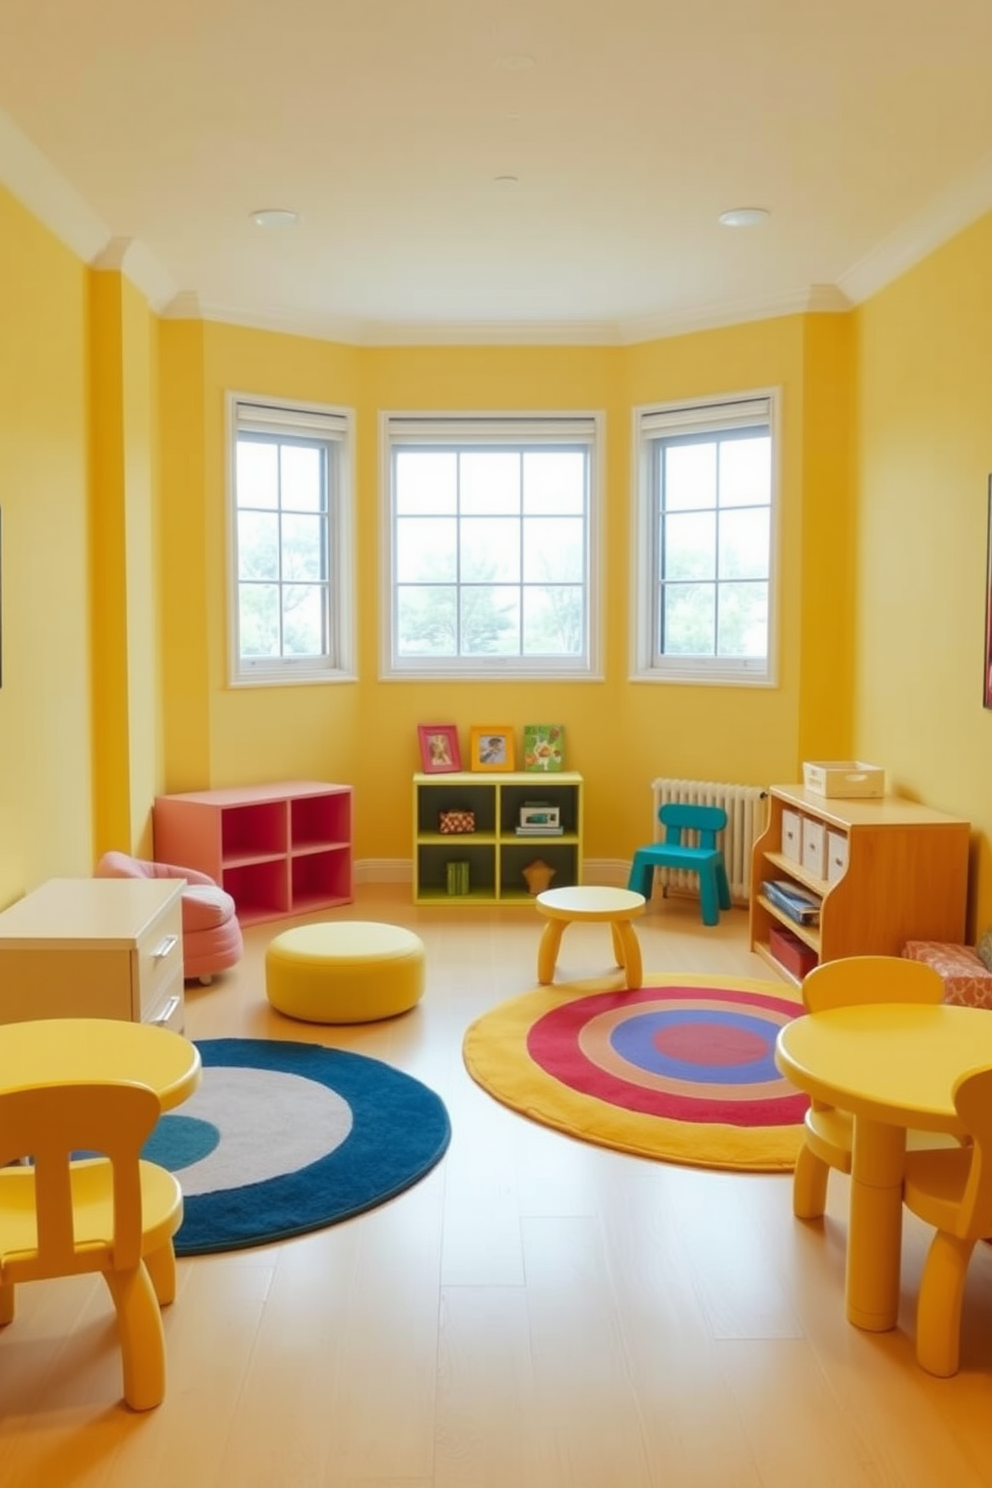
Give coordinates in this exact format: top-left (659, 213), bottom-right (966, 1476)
top-left (463, 974), bottom-right (809, 1172)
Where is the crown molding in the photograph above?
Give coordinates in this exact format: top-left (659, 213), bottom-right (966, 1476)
top-left (0, 107), bottom-right (177, 311)
top-left (838, 151), bottom-right (992, 305)
top-left (0, 108), bottom-right (107, 262)
top-left (619, 282), bottom-right (851, 345)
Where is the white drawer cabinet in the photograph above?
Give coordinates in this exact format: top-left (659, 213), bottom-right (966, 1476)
top-left (0, 878), bottom-right (185, 1029)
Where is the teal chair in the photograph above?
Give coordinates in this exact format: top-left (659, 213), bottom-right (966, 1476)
top-left (627, 802), bottom-right (732, 926)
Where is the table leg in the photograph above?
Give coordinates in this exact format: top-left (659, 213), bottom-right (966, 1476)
top-left (537, 920), bottom-right (567, 985)
top-left (846, 1116), bottom-right (906, 1331)
top-left (612, 921), bottom-right (643, 991)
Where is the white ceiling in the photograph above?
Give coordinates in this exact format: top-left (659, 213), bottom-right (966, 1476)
top-left (2, 0), bottom-right (992, 345)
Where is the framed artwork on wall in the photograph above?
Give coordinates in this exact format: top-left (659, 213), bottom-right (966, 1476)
top-left (470, 725), bottom-right (515, 772)
top-left (985, 477), bottom-right (992, 709)
top-left (418, 724), bottom-right (461, 773)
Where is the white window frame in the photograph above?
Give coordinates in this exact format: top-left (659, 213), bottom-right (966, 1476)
top-left (226, 392), bottom-right (356, 688)
top-left (379, 410), bottom-right (604, 680)
top-left (631, 389), bottom-right (779, 687)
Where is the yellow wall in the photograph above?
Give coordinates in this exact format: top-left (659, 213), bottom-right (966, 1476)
top-left (6, 169), bottom-right (992, 926)
top-left (0, 188), bottom-right (93, 908)
top-left (853, 211), bottom-right (992, 932)
top-left (156, 326), bottom-right (835, 867)
top-left (90, 268), bottom-right (161, 858)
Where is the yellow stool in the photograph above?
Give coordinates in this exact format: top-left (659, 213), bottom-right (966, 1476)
top-left (535, 886), bottom-right (646, 989)
top-left (265, 921), bottom-right (426, 1023)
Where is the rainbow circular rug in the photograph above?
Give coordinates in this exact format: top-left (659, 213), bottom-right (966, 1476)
top-left (462, 974), bottom-right (809, 1172)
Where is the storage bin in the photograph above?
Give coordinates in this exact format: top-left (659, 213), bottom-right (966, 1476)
top-left (769, 924), bottom-right (818, 980)
top-left (826, 830), bottom-right (849, 884)
top-left (803, 761), bottom-right (884, 798)
top-left (801, 817), bottom-right (827, 878)
top-left (781, 808), bottom-right (802, 864)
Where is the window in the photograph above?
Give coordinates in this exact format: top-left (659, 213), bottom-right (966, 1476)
top-left (228, 395), bottom-right (355, 686)
top-left (632, 391), bottom-right (777, 685)
top-left (380, 412), bottom-right (602, 679)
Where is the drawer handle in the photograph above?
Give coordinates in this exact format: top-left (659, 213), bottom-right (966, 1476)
top-left (149, 995), bottom-right (181, 1028)
top-left (152, 934), bottom-right (179, 961)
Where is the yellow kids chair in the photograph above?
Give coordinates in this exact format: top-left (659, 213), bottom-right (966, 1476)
top-left (792, 955), bottom-right (948, 1220)
top-left (0, 1079), bottom-right (184, 1411)
top-left (901, 1065), bottom-right (992, 1376)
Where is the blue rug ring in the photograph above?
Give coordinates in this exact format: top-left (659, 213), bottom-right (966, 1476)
top-left (143, 1038), bottom-right (451, 1255)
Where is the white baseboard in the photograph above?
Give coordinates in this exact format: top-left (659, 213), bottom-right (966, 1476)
top-left (353, 857), bottom-right (629, 886)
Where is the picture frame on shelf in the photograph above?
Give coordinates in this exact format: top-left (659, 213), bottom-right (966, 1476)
top-left (469, 725), bottom-right (515, 772)
top-left (523, 722), bottom-right (564, 771)
top-left (418, 723), bottom-right (461, 774)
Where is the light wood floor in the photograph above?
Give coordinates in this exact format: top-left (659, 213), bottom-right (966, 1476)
top-left (2, 885), bottom-right (991, 1487)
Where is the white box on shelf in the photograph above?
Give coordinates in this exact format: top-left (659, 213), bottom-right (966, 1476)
top-left (826, 831), bottom-right (849, 884)
top-left (802, 761), bottom-right (885, 798)
top-left (781, 809), bottom-right (802, 864)
top-left (801, 817), bottom-right (827, 878)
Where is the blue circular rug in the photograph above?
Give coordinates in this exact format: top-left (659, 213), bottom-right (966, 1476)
top-left (143, 1038), bottom-right (451, 1255)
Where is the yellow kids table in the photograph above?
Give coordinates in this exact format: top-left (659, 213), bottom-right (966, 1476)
top-left (776, 1001), bottom-right (992, 1333)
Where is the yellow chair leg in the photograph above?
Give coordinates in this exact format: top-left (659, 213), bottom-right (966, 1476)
top-left (104, 1262), bottom-right (167, 1411)
top-left (610, 922), bottom-right (624, 968)
top-left (915, 1231), bottom-right (975, 1377)
top-left (144, 1240), bottom-right (177, 1306)
top-left (0, 1280), bottom-right (14, 1325)
top-left (537, 920), bottom-right (567, 985)
top-left (792, 1140), bottom-right (830, 1220)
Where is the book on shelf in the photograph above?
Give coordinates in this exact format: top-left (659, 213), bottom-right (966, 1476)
top-left (762, 878), bottom-right (822, 925)
top-left (515, 825), bottom-right (564, 836)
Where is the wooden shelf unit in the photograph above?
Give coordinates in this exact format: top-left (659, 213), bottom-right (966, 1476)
top-left (154, 780), bottom-right (353, 926)
top-left (413, 771), bottom-right (583, 904)
top-left (750, 785), bottom-right (970, 987)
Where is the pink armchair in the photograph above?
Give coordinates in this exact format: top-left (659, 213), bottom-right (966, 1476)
top-left (95, 851), bottom-right (243, 984)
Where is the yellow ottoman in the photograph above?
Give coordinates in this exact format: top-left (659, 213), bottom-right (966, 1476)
top-left (265, 921), bottom-right (426, 1024)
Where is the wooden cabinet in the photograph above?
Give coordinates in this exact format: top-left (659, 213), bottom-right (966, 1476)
top-left (750, 785), bottom-right (970, 986)
top-left (0, 878), bottom-right (185, 1028)
top-left (154, 780), bottom-right (352, 926)
top-left (413, 771), bottom-right (583, 903)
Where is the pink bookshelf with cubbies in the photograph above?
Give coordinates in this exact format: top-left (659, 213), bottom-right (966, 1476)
top-left (154, 781), bottom-right (353, 925)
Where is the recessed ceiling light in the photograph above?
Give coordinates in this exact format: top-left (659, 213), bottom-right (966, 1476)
top-left (494, 174), bottom-right (519, 187)
top-left (249, 208), bottom-right (300, 228)
top-left (718, 207), bottom-right (770, 228)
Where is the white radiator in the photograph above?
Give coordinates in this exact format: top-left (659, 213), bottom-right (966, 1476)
top-left (650, 778), bottom-right (768, 906)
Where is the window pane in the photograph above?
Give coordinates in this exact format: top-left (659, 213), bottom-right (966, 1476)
top-left (387, 417), bottom-right (596, 673)
top-left (461, 585), bottom-right (520, 654)
top-left (664, 511), bottom-right (715, 581)
top-left (718, 508), bottom-right (769, 580)
top-left (397, 585), bottom-right (457, 655)
top-left (282, 584), bottom-right (326, 656)
top-left (396, 517), bottom-right (457, 582)
top-left (281, 513), bottom-right (326, 583)
top-left (663, 582), bottom-right (715, 655)
top-left (717, 581), bottom-right (767, 657)
top-left (280, 444), bottom-right (323, 513)
top-left (522, 517), bottom-right (584, 582)
top-left (238, 511), bottom-right (279, 581)
top-left (240, 583), bottom-right (280, 656)
top-left (461, 516), bottom-right (520, 582)
top-left (523, 585), bottom-right (584, 654)
top-left (396, 451), bottom-right (457, 515)
top-left (665, 442), bottom-right (716, 512)
top-left (237, 440), bottom-right (278, 509)
top-left (523, 451), bottom-right (585, 514)
top-left (720, 436), bottom-right (771, 507)
top-left (460, 452), bottom-right (520, 515)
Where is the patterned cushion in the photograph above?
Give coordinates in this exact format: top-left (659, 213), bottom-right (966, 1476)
top-left (903, 940), bottom-right (992, 1009)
